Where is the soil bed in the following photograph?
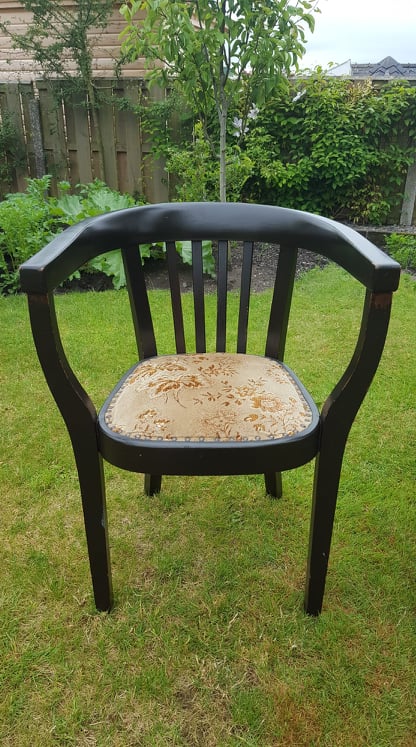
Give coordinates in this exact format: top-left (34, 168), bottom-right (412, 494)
top-left (62, 245), bottom-right (330, 294)
top-left (144, 245), bottom-right (329, 293)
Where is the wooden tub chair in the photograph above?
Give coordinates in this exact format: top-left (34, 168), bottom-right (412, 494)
top-left (20, 202), bottom-right (400, 614)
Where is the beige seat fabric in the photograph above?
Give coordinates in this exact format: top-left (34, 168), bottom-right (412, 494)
top-left (104, 353), bottom-right (313, 442)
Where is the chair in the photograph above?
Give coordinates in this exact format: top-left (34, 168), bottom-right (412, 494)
top-left (20, 202), bottom-right (400, 615)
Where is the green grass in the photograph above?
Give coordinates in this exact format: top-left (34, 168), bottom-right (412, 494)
top-left (1, 266), bottom-right (415, 746)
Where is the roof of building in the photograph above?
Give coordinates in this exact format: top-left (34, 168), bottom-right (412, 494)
top-left (328, 56), bottom-right (416, 80)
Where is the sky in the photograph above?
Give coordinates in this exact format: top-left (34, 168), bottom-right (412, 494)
top-left (300, 0), bottom-right (416, 70)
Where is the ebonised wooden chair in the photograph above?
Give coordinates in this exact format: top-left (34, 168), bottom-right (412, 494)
top-left (20, 202), bottom-right (400, 615)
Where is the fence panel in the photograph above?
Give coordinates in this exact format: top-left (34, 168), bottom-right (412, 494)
top-left (0, 78), bottom-right (168, 201)
top-left (64, 91), bottom-right (94, 186)
top-left (113, 79), bottom-right (144, 197)
top-left (19, 83), bottom-right (45, 180)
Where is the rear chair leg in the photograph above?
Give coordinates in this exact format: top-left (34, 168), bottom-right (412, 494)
top-left (144, 474), bottom-right (162, 496)
top-left (264, 471), bottom-right (282, 498)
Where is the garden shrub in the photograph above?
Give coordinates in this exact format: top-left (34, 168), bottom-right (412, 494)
top-left (0, 114), bottom-right (27, 196)
top-left (0, 175), bottom-right (55, 293)
top-left (0, 177), bottom-right (215, 294)
top-left (0, 177), bottom-right (145, 293)
top-left (384, 233), bottom-right (416, 271)
top-left (242, 76), bottom-right (416, 224)
top-left (51, 180), bottom-right (140, 289)
top-left (166, 122), bottom-right (253, 203)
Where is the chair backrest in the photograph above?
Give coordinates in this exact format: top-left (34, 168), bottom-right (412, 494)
top-left (20, 202), bottom-right (401, 368)
top-left (123, 235), bottom-right (298, 363)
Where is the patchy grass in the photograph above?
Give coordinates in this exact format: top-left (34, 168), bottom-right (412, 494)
top-left (0, 267), bottom-right (415, 746)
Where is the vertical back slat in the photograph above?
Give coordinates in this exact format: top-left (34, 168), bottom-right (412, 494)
top-left (216, 240), bottom-right (228, 352)
top-left (122, 244), bottom-right (157, 359)
top-left (265, 244), bottom-right (298, 360)
top-left (166, 241), bottom-right (186, 353)
top-left (237, 241), bottom-right (254, 353)
top-left (192, 240), bottom-right (206, 352)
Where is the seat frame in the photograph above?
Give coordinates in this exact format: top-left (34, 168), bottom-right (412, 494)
top-left (20, 202), bottom-right (400, 615)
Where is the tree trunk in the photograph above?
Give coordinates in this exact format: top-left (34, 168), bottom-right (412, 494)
top-left (400, 159), bottom-right (416, 226)
top-left (28, 96), bottom-right (45, 178)
top-left (219, 104), bottom-right (227, 202)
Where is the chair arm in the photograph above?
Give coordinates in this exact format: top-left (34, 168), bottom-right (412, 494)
top-left (26, 290), bottom-right (98, 442)
top-left (320, 289), bottom-right (394, 448)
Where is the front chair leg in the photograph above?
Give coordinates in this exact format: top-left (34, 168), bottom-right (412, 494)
top-left (264, 471), bottom-right (282, 498)
top-left (304, 446), bottom-right (344, 616)
top-left (144, 474), bottom-right (162, 496)
top-left (74, 445), bottom-right (113, 612)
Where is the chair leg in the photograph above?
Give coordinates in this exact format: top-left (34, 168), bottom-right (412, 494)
top-left (264, 471), bottom-right (282, 498)
top-left (144, 474), bottom-right (162, 496)
top-left (304, 448), bottom-right (344, 616)
top-left (74, 445), bottom-right (113, 612)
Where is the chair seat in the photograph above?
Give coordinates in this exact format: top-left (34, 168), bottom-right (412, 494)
top-left (101, 353), bottom-right (317, 443)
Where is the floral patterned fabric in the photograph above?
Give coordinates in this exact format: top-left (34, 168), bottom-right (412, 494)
top-left (103, 353), bottom-right (313, 443)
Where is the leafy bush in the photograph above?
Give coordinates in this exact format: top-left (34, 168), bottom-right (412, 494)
top-left (52, 180), bottom-right (140, 289)
top-left (0, 177), bottom-right (216, 294)
top-left (384, 233), bottom-right (416, 271)
top-left (243, 76), bottom-right (416, 224)
top-left (0, 177), bottom-right (145, 293)
top-left (147, 76), bottom-right (416, 225)
top-left (0, 175), bottom-right (55, 293)
top-left (53, 180), bottom-right (215, 284)
top-left (0, 114), bottom-right (27, 195)
top-left (166, 122), bottom-right (253, 203)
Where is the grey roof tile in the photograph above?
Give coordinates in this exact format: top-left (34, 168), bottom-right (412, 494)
top-left (351, 56), bottom-right (416, 79)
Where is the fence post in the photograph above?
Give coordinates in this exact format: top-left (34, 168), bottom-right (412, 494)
top-left (36, 81), bottom-right (68, 192)
top-left (1, 82), bottom-right (27, 191)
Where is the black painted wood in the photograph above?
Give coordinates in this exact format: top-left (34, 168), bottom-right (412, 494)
top-left (122, 244), bottom-right (157, 359)
top-left (192, 240), bottom-right (206, 353)
top-left (26, 293), bottom-right (113, 611)
top-left (20, 203), bottom-right (401, 294)
top-left (264, 472), bottom-right (283, 499)
top-left (20, 203), bottom-right (401, 614)
top-left (237, 241), bottom-right (254, 354)
top-left (266, 244), bottom-right (298, 360)
top-left (304, 290), bottom-right (394, 614)
top-left (216, 240), bottom-right (228, 352)
top-left (166, 240), bottom-right (186, 354)
top-left (144, 474), bottom-right (162, 496)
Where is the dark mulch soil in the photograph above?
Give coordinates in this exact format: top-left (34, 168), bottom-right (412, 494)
top-left (144, 245), bottom-right (329, 294)
top-left (62, 245), bottom-right (329, 294)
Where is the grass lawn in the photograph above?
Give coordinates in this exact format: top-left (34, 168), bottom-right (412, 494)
top-left (0, 265), bottom-right (415, 746)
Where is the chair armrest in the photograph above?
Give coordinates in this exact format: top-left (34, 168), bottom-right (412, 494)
top-left (26, 291), bottom-right (98, 441)
top-left (321, 287), bottom-right (394, 452)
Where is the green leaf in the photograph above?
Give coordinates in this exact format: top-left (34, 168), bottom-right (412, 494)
top-left (89, 250), bottom-right (126, 290)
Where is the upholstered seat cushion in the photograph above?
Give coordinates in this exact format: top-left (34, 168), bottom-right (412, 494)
top-left (102, 353), bottom-right (315, 443)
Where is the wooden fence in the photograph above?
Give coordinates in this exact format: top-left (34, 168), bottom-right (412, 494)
top-left (0, 78), bottom-right (168, 201)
